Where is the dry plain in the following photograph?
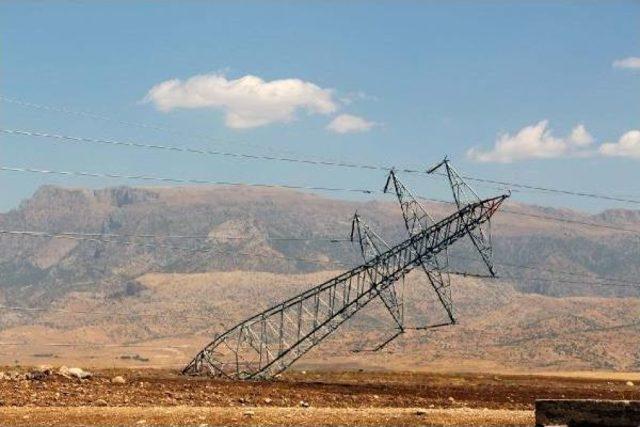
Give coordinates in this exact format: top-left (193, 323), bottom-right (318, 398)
top-left (2, 367), bottom-right (640, 426)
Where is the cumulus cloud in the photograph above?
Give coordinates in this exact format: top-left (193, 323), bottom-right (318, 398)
top-left (145, 73), bottom-right (338, 129)
top-left (612, 57), bottom-right (640, 70)
top-left (569, 124), bottom-right (595, 147)
top-left (326, 114), bottom-right (376, 134)
top-left (467, 120), bottom-right (594, 163)
top-left (599, 130), bottom-right (640, 158)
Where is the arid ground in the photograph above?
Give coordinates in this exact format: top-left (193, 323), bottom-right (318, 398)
top-left (2, 367), bottom-right (640, 426)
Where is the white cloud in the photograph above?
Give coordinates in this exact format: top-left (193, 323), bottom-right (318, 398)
top-left (467, 120), bottom-right (595, 163)
top-left (569, 124), bottom-right (594, 147)
top-left (599, 130), bottom-right (640, 158)
top-left (145, 73), bottom-right (338, 129)
top-left (612, 57), bottom-right (640, 70)
top-left (326, 114), bottom-right (376, 134)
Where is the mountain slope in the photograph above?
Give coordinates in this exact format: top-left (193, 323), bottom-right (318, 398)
top-left (1, 184), bottom-right (639, 304)
top-left (0, 269), bottom-right (637, 371)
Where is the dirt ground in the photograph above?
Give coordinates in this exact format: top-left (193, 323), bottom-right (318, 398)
top-left (0, 406), bottom-right (532, 426)
top-left (1, 367), bottom-right (639, 425)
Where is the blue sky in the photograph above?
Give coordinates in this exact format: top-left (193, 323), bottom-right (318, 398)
top-left (1, 0), bottom-right (639, 212)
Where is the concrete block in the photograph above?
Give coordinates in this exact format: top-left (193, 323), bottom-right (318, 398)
top-left (535, 399), bottom-right (640, 427)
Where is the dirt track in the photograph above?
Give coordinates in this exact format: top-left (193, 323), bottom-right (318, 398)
top-left (1, 367), bottom-right (639, 425)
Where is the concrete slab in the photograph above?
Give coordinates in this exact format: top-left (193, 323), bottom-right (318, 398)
top-left (536, 399), bottom-right (640, 427)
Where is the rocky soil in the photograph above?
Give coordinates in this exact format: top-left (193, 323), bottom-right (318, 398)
top-left (1, 366), bottom-right (639, 425)
top-left (2, 366), bottom-right (639, 409)
top-left (0, 406), bottom-right (534, 426)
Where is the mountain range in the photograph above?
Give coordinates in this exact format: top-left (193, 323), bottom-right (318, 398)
top-left (0, 185), bottom-right (638, 371)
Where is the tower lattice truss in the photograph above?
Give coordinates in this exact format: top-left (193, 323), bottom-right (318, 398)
top-left (183, 158), bottom-right (509, 379)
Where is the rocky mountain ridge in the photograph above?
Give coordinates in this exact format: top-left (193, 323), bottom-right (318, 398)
top-left (2, 184), bottom-right (639, 303)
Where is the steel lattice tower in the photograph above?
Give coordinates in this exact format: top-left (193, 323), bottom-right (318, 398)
top-left (183, 160), bottom-right (509, 379)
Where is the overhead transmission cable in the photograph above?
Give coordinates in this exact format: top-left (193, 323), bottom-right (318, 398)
top-left (415, 195), bottom-right (640, 236)
top-left (2, 164), bottom-right (640, 238)
top-left (0, 96), bottom-right (313, 159)
top-left (0, 303), bottom-right (224, 321)
top-left (499, 275), bottom-right (640, 289)
top-left (3, 227), bottom-right (640, 285)
top-left (3, 127), bottom-right (640, 206)
top-left (0, 128), bottom-right (391, 175)
top-left (2, 228), bottom-right (639, 290)
top-left (5, 97), bottom-right (640, 205)
top-left (0, 228), bottom-right (353, 269)
top-left (0, 165), bottom-right (375, 194)
top-left (448, 254), bottom-right (640, 288)
top-left (0, 228), bottom-right (349, 243)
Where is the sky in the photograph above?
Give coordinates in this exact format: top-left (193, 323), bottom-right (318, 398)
top-left (1, 0), bottom-right (639, 213)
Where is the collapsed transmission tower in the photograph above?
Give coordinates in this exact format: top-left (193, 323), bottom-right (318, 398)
top-left (183, 159), bottom-right (509, 379)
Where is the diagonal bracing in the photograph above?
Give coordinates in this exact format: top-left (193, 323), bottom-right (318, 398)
top-left (350, 212), bottom-right (404, 330)
top-left (428, 157), bottom-right (501, 277)
top-left (384, 170), bottom-right (456, 324)
top-left (350, 213), bottom-right (405, 351)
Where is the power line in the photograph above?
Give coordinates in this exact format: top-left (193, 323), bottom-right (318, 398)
top-left (503, 208), bottom-right (640, 234)
top-left (501, 262), bottom-right (640, 286)
top-left (0, 128), bottom-right (393, 174)
top-left (506, 268), bottom-right (640, 288)
top-left (0, 96), bottom-right (310, 159)
top-left (0, 304), bottom-right (225, 321)
top-left (3, 163), bottom-right (640, 237)
top-left (450, 255), bottom-right (640, 289)
top-left (498, 275), bottom-right (640, 289)
top-left (416, 195), bottom-right (640, 236)
top-left (422, 321), bottom-right (640, 351)
top-left (0, 229), bottom-right (349, 243)
top-left (0, 229), bottom-right (353, 269)
top-left (449, 253), bottom-right (640, 287)
top-left (454, 175), bottom-right (640, 206)
top-left (0, 230), bottom-right (492, 284)
top-left (6, 227), bottom-right (639, 287)
top-left (4, 126), bottom-right (640, 206)
top-left (0, 229), bottom-right (500, 282)
top-left (2, 228), bottom-right (639, 290)
top-left (0, 165), bottom-right (374, 193)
